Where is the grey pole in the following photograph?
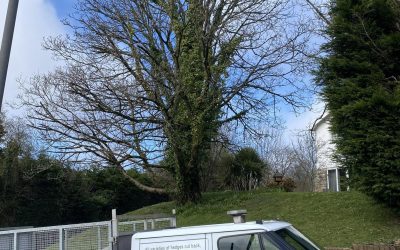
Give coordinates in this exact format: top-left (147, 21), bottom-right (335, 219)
top-left (0, 0), bottom-right (19, 110)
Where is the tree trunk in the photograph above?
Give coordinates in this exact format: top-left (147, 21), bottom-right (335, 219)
top-left (176, 163), bottom-right (202, 204)
top-left (177, 167), bottom-right (201, 204)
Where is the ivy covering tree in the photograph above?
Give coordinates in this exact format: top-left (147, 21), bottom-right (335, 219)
top-left (316, 0), bottom-right (400, 207)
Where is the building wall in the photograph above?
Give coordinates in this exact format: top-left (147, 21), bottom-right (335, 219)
top-left (313, 115), bottom-right (339, 192)
top-left (314, 169), bottom-right (327, 192)
top-left (315, 118), bottom-right (337, 170)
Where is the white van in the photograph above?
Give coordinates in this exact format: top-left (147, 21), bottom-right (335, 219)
top-left (121, 211), bottom-right (320, 250)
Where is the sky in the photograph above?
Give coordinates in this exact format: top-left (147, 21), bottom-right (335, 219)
top-left (50, 0), bottom-right (78, 18)
top-left (0, 0), bottom-right (75, 115)
top-left (0, 0), bottom-right (323, 140)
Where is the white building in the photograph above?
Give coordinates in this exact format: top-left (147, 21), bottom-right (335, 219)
top-left (312, 113), bottom-right (341, 192)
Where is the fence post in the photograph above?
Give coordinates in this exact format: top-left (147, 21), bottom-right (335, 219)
top-left (150, 219), bottom-right (155, 230)
top-left (143, 219), bottom-right (147, 231)
top-left (97, 226), bottom-right (102, 250)
top-left (171, 217), bottom-right (177, 228)
top-left (59, 228), bottom-right (63, 250)
top-left (112, 209), bottom-right (118, 250)
top-left (65, 230), bottom-right (68, 250)
top-left (171, 209), bottom-right (177, 228)
top-left (171, 208), bottom-right (176, 227)
top-left (108, 221), bottom-right (113, 250)
top-left (13, 232), bottom-right (17, 250)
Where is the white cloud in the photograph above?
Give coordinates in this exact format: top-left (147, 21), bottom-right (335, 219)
top-left (0, 0), bottom-right (66, 116)
top-left (283, 98), bottom-right (326, 140)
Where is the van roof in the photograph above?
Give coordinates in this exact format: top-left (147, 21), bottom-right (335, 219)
top-left (133, 221), bottom-right (292, 239)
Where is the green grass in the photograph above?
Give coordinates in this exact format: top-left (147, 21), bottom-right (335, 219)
top-left (126, 191), bottom-right (400, 248)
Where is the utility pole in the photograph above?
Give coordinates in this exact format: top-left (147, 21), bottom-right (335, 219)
top-left (0, 0), bottom-right (19, 110)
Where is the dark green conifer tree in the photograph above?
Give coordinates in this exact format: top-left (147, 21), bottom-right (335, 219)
top-left (316, 0), bottom-right (400, 207)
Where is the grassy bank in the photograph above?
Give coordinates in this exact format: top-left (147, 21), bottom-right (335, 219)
top-left (126, 191), bottom-right (400, 248)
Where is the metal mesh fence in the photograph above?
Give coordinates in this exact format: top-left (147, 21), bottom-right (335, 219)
top-left (0, 222), bottom-right (111, 250)
top-left (0, 215), bottom-right (175, 250)
top-left (64, 225), bottom-right (109, 250)
top-left (28, 230), bottom-right (59, 250)
top-left (153, 218), bottom-right (175, 229)
top-left (118, 218), bottom-right (175, 233)
top-left (0, 233), bottom-right (14, 250)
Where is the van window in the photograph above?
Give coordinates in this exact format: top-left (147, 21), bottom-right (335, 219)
top-left (273, 228), bottom-right (318, 250)
top-left (218, 234), bottom-right (262, 250)
top-left (260, 234), bottom-right (280, 250)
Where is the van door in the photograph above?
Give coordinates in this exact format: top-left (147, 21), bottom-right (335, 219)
top-left (206, 233), bottom-right (212, 250)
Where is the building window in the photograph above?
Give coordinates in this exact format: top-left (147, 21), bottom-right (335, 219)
top-left (327, 169), bottom-right (339, 192)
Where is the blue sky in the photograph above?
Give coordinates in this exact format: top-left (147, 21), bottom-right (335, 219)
top-left (45, 0), bottom-right (324, 136)
top-left (0, 0), bottom-right (323, 140)
top-left (49, 0), bottom-right (77, 18)
top-left (0, 0), bottom-right (66, 115)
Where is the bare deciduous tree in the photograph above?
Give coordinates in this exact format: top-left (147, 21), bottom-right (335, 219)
top-left (254, 126), bottom-right (318, 191)
top-left (254, 128), bottom-right (293, 182)
top-left (22, 0), bottom-right (315, 203)
top-left (291, 130), bottom-right (318, 191)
